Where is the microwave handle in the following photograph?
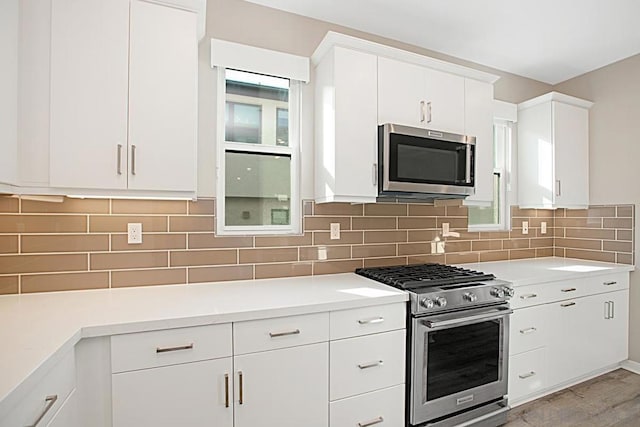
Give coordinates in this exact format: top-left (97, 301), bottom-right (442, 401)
top-left (465, 144), bottom-right (472, 184)
top-left (372, 163), bottom-right (378, 186)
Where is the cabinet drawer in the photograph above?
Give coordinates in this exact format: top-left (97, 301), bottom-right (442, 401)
top-left (510, 305), bottom-right (548, 355)
top-left (509, 347), bottom-right (547, 403)
top-left (330, 303), bottom-right (406, 340)
top-left (111, 323), bottom-right (232, 373)
top-left (330, 385), bottom-right (404, 427)
top-left (234, 312), bottom-right (329, 355)
top-left (2, 350), bottom-right (76, 427)
top-left (510, 283), bottom-right (554, 309)
top-left (574, 272), bottom-right (629, 297)
top-left (330, 330), bottom-right (405, 401)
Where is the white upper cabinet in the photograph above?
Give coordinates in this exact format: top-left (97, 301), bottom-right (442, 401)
top-left (49, 0), bottom-right (130, 190)
top-left (518, 92), bottom-right (592, 209)
top-left (314, 46), bottom-right (378, 203)
top-left (0, 0), bottom-right (18, 187)
top-left (378, 57), bottom-right (465, 135)
top-left (463, 78), bottom-right (494, 204)
top-left (20, 0), bottom-right (202, 196)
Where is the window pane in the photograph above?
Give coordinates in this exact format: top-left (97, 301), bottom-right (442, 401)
top-left (225, 151), bottom-right (291, 226)
top-left (226, 102), bottom-right (261, 144)
top-left (225, 70), bottom-right (289, 147)
top-left (468, 173), bottom-right (501, 226)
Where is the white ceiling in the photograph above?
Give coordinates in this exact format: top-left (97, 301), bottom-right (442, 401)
top-left (244, 0), bottom-right (640, 85)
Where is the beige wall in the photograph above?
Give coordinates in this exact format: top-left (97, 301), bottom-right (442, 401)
top-left (555, 54), bottom-right (640, 362)
top-left (196, 0), bottom-right (553, 197)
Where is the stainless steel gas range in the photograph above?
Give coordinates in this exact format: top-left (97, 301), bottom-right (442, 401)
top-left (356, 263), bottom-right (514, 427)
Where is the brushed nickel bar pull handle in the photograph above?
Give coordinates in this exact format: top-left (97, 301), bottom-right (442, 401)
top-left (561, 302), bottom-right (576, 308)
top-left (269, 329), bottom-right (300, 338)
top-left (372, 163), bottom-right (378, 186)
top-left (603, 281), bottom-right (617, 286)
top-left (518, 371), bottom-right (536, 379)
top-left (224, 374), bottom-right (229, 408)
top-left (519, 327), bottom-right (537, 335)
top-left (420, 101), bottom-right (426, 123)
top-left (131, 144), bottom-right (137, 175)
top-left (156, 343), bottom-right (194, 353)
top-left (520, 293), bottom-right (538, 300)
top-left (26, 395), bottom-right (58, 427)
top-left (358, 317), bottom-right (384, 325)
top-left (117, 144), bottom-right (123, 175)
top-left (426, 101), bottom-right (432, 123)
top-left (556, 180), bottom-right (561, 197)
top-left (358, 360), bottom-right (383, 369)
top-left (604, 301), bottom-right (611, 319)
top-left (358, 416), bottom-right (384, 427)
top-left (238, 371), bottom-right (244, 405)
top-left (561, 287), bottom-right (577, 293)
top-left (610, 301), bottom-right (615, 319)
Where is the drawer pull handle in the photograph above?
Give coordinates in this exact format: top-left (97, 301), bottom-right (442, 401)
top-left (27, 395), bottom-right (58, 427)
top-left (358, 416), bottom-right (384, 427)
top-left (519, 371), bottom-right (536, 379)
top-left (520, 293), bottom-right (537, 300)
top-left (561, 302), bottom-right (576, 308)
top-left (604, 281), bottom-right (617, 286)
top-left (561, 288), bottom-right (577, 293)
top-left (238, 371), bottom-right (244, 405)
top-left (358, 317), bottom-right (384, 325)
top-left (358, 360), bottom-right (383, 370)
top-left (269, 329), bottom-right (300, 338)
top-left (519, 327), bottom-right (537, 335)
top-left (224, 374), bottom-right (229, 408)
top-left (156, 343), bottom-right (194, 353)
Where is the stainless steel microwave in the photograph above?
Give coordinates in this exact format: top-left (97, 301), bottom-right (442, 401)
top-left (378, 123), bottom-right (476, 199)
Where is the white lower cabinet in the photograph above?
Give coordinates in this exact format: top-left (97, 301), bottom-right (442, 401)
top-left (508, 274), bottom-right (629, 405)
top-left (330, 385), bottom-right (404, 427)
top-left (234, 343), bottom-right (328, 427)
top-left (112, 358), bottom-right (233, 427)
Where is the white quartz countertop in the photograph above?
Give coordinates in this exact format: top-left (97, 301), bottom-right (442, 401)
top-left (0, 273), bottom-right (407, 416)
top-left (459, 257), bottom-right (634, 287)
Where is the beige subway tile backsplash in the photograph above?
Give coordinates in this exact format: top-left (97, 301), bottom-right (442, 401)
top-left (0, 197), bottom-right (633, 294)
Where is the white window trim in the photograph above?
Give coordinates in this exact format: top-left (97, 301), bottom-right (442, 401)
top-left (215, 67), bottom-right (302, 236)
top-left (468, 121), bottom-right (514, 232)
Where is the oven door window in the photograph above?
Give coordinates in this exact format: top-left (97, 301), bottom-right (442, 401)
top-left (389, 133), bottom-right (474, 186)
top-left (425, 319), bottom-right (501, 401)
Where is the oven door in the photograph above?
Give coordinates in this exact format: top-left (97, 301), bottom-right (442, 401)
top-left (410, 305), bottom-right (511, 425)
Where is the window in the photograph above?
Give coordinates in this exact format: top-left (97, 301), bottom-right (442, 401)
top-left (468, 121), bottom-right (513, 231)
top-left (217, 68), bottom-right (301, 234)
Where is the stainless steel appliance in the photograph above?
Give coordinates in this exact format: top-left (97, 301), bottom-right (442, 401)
top-left (356, 264), bottom-right (513, 427)
top-left (378, 124), bottom-right (476, 200)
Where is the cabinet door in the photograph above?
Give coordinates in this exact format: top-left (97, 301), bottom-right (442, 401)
top-left (586, 290), bottom-right (629, 370)
top-left (463, 79), bottom-right (495, 204)
top-left (128, 0), bottom-right (198, 192)
top-left (112, 358), bottom-right (233, 427)
top-left (553, 101), bottom-right (589, 208)
top-left (423, 68), bottom-right (465, 134)
top-left (378, 57), bottom-right (426, 127)
top-left (234, 343), bottom-right (328, 427)
top-left (49, 0), bottom-right (130, 189)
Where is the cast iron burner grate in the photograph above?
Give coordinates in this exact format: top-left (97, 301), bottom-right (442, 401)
top-left (355, 263), bottom-right (495, 290)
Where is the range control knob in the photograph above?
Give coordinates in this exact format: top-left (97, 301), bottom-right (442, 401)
top-left (503, 287), bottom-right (515, 298)
top-left (463, 292), bottom-right (478, 303)
top-left (420, 298), bottom-right (435, 309)
top-left (434, 297), bottom-right (448, 308)
top-left (490, 287), bottom-right (505, 298)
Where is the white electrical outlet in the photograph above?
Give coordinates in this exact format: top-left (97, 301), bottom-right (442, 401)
top-left (330, 223), bottom-right (340, 240)
top-left (442, 222), bottom-right (450, 234)
top-left (128, 223), bottom-right (143, 244)
top-left (522, 221), bottom-right (529, 235)
top-left (541, 221), bottom-right (547, 235)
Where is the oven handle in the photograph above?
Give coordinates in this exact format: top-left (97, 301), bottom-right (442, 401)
top-left (422, 307), bottom-right (513, 329)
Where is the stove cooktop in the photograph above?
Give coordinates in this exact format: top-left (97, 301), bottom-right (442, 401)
top-left (355, 263), bottom-right (496, 290)
top-left (356, 263), bottom-right (513, 315)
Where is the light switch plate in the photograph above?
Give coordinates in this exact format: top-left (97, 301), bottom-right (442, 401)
top-left (541, 221), bottom-right (547, 234)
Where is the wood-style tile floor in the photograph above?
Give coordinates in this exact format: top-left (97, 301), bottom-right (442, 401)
top-left (504, 369), bottom-right (640, 427)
